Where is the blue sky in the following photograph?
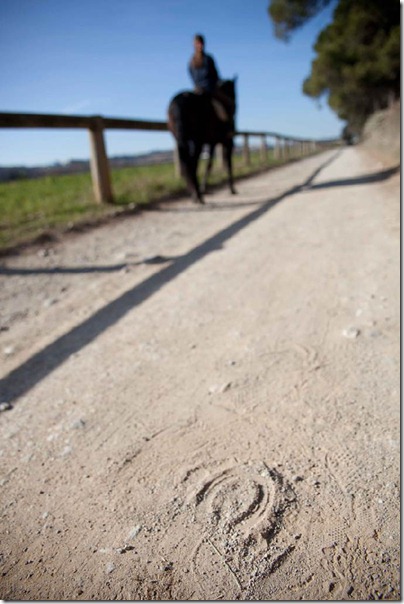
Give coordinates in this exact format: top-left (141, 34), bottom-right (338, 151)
top-left (0, 0), bottom-right (344, 167)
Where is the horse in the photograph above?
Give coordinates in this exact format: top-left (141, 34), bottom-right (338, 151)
top-left (168, 79), bottom-right (237, 204)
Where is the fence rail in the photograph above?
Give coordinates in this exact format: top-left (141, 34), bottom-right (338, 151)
top-left (0, 111), bottom-right (338, 203)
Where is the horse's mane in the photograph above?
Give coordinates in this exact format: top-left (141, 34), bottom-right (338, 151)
top-left (217, 79), bottom-right (235, 97)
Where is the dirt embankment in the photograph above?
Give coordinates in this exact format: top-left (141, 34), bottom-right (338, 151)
top-left (360, 101), bottom-right (400, 167)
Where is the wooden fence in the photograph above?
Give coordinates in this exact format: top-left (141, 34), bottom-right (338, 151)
top-left (0, 112), bottom-right (338, 204)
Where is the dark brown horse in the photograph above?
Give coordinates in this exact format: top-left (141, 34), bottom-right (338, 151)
top-left (168, 79), bottom-right (237, 204)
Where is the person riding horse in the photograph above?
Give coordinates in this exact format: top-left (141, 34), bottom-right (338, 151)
top-left (167, 35), bottom-right (237, 203)
top-left (188, 34), bottom-right (233, 127)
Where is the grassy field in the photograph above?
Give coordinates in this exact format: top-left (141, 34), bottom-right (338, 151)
top-left (0, 149), bottom-right (286, 252)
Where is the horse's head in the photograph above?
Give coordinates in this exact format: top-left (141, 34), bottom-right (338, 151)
top-left (218, 78), bottom-right (236, 102)
top-left (217, 78), bottom-right (237, 118)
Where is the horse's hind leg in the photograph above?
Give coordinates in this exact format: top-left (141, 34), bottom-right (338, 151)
top-left (201, 144), bottom-right (215, 194)
top-left (191, 142), bottom-right (204, 203)
top-left (223, 140), bottom-right (237, 195)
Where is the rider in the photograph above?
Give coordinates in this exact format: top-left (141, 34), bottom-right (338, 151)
top-left (188, 34), bottom-right (229, 122)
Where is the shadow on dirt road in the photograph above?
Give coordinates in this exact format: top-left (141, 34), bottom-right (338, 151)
top-left (2, 150), bottom-right (398, 405)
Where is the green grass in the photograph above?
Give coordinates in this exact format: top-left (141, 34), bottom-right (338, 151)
top-left (0, 148), bottom-right (301, 252)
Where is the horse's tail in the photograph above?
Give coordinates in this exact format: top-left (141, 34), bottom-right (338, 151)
top-left (168, 93), bottom-right (190, 146)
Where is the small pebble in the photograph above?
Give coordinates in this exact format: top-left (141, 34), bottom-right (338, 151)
top-left (208, 382), bottom-right (232, 395)
top-left (127, 525), bottom-right (142, 540)
top-left (292, 475), bottom-right (304, 482)
top-left (71, 419), bottom-right (86, 430)
top-left (0, 402), bottom-right (13, 412)
top-left (342, 327), bottom-right (360, 339)
top-left (60, 445), bottom-right (72, 457)
top-left (117, 545), bottom-right (135, 554)
top-left (106, 562), bottom-right (115, 574)
top-left (37, 249), bottom-right (50, 257)
top-left (3, 346), bottom-right (15, 356)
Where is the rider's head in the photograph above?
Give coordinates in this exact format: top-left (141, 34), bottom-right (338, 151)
top-left (193, 34), bottom-right (205, 53)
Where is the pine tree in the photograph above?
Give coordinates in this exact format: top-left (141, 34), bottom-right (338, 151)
top-left (268, 0), bottom-right (400, 132)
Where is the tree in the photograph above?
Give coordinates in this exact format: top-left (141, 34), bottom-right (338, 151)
top-left (268, 0), bottom-right (400, 132)
top-left (268, 0), bottom-right (331, 40)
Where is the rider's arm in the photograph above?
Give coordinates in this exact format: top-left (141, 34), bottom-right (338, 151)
top-left (188, 61), bottom-right (196, 86)
top-left (207, 55), bottom-right (220, 85)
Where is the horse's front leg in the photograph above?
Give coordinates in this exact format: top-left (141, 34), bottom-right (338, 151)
top-left (223, 139), bottom-right (237, 195)
top-left (178, 142), bottom-right (204, 204)
top-left (191, 142), bottom-right (205, 204)
top-left (200, 144), bottom-right (215, 195)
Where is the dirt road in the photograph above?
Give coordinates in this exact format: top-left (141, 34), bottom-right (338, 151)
top-left (0, 147), bottom-right (400, 600)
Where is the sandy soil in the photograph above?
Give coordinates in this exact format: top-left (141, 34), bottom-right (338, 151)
top-left (0, 146), bottom-right (400, 601)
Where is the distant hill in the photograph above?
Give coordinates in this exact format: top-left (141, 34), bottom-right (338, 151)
top-left (0, 149), bottom-right (174, 182)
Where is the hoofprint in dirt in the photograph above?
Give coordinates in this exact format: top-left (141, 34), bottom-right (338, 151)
top-left (0, 148), bottom-right (399, 600)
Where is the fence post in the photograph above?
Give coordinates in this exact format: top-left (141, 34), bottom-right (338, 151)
top-left (88, 117), bottom-right (113, 203)
top-left (280, 139), bottom-right (285, 160)
top-left (260, 134), bottom-right (267, 163)
top-left (243, 134), bottom-right (250, 166)
top-left (274, 136), bottom-right (280, 160)
top-left (173, 145), bottom-right (181, 178)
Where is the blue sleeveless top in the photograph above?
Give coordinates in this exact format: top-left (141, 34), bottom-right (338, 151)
top-left (188, 53), bottom-right (219, 93)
